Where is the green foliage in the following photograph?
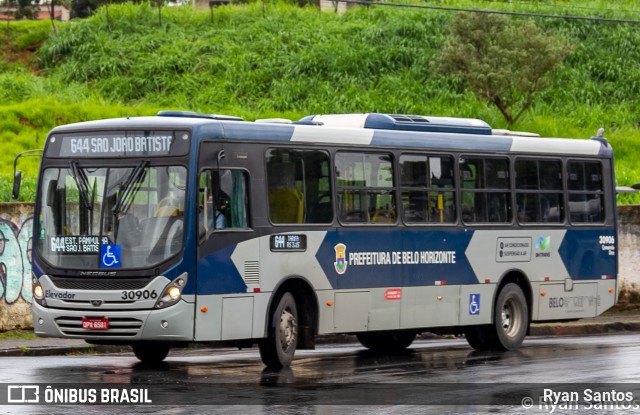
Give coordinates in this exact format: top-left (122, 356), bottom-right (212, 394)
top-left (0, 98), bottom-right (160, 201)
top-left (0, 174), bottom-right (37, 202)
top-left (1, 2), bottom-right (640, 202)
top-left (0, 19), bottom-right (51, 72)
top-left (0, 72), bottom-right (46, 102)
top-left (0, 329), bottom-right (37, 340)
top-left (437, 13), bottom-right (572, 126)
top-left (11, 22), bottom-right (51, 50)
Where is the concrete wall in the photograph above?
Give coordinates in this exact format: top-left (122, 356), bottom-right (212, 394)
top-left (319, 0), bottom-right (351, 13)
top-left (0, 5), bottom-right (71, 22)
top-left (0, 203), bottom-right (34, 331)
top-left (616, 206), bottom-right (640, 299)
top-left (1, 203), bottom-right (639, 331)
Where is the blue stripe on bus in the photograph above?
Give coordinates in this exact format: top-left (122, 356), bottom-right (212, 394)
top-left (370, 130), bottom-right (513, 152)
top-left (363, 113), bottom-right (493, 135)
top-left (221, 122), bottom-right (295, 142)
top-left (188, 228), bottom-right (617, 296)
top-left (558, 229), bottom-right (616, 280)
top-left (315, 230), bottom-right (477, 289)
top-left (598, 143), bottom-right (614, 157)
top-left (194, 245), bottom-right (247, 295)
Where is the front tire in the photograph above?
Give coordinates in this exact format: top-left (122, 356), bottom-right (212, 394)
top-left (259, 292), bottom-right (298, 368)
top-left (131, 342), bottom-right (170, 364)
top-left (465, 283), bottom-right (528, 351)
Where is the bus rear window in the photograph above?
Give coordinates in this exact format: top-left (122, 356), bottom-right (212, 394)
top-left (568, 161), bottom-right (604, 223)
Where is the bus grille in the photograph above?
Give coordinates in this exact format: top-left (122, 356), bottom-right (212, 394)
top-left (49, 277), bottom-right (150, 291)
top-left (54, 316), bottom-right (143, 337)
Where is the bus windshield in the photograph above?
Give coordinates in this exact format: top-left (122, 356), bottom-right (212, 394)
top-left (36, 164), bottom-right (187, 270)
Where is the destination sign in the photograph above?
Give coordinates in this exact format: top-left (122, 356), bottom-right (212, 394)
top-left (50, 236), bottom-right (111, 255)
top-left (47, 130), bottom-right (190, 158)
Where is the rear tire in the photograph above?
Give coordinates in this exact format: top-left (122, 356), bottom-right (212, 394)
top-left (259, 292), bottom-right (298, 368)
top-left (494, 283), bottom-right (529, 350)
top-left (465, 283), bottom-right (528, 351)
top-left (464, 326), bottom-right (493, 351)
top-left (356, 331), bottom-right (416, 353)
top-left (131, 342), bottom-right (170, 364)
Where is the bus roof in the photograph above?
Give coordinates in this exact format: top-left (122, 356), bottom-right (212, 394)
top-left (48, 112), bottom-right (612, 157)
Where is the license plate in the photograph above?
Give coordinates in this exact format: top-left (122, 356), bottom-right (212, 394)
top-left (81, 317), bottom-right (109, 330)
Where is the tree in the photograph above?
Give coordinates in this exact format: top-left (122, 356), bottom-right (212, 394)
top-left (438, 13), bottom-right (572, 127)
top-left (70, 0), bottom-right (127, 19)
top-left (70, 0), bottom-right (99, 19)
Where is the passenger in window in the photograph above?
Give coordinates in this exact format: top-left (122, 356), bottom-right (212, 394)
top-left (214, 193), bottom-right (228, 229)
top-left (200, 194), bottom-right (227, 234)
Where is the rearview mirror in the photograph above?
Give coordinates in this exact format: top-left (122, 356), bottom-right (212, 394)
top-left (12, 170), bottom-right (22, 200)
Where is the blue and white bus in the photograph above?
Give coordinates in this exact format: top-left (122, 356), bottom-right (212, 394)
top-left (25, 111), bottom-right (618, 367)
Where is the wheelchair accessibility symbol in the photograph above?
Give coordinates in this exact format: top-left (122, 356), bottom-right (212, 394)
top-left (469, 294), bottom-right (480, 315)
top-left (100, 244), bottom-right (121, 268)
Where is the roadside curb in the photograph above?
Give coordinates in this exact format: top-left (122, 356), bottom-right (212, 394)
top-left (0, 345), bottom-right (129, 357)
top-left (2, 319), bottom-right (640, 357)
top-left (530, 321), bottom-right (640, 336)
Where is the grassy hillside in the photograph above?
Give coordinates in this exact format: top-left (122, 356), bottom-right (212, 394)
top-left (2, 1), bottom-right (640, 202)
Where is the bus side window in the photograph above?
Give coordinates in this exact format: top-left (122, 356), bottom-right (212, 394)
top-left (460, 161), bottom-right (478, 222)
top-left (516, 159), bottom-right (564, 224)
top-left (198, 169), bottom-right (249, 237)
top-left (335, 152), bottom-right (395, 224)
top-left (267, 160), bottom-right (304, 224)
top-left (460, 157), bottom-right (511, 224)
top-left (400, 154), bottom-right (456, 224)
top-left (266, 149), bottom-right (333, 224)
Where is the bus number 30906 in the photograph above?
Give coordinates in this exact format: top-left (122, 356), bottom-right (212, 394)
top-left (121, 290), bottom-right (158, 300)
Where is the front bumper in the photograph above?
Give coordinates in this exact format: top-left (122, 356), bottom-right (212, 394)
top-left (32, 299), bottom-right (195, 342)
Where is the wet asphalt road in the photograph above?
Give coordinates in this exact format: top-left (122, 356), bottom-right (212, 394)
top-left (3, 333), bottom-right (640, 414)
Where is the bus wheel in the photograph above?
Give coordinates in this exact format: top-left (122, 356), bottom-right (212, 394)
top-left (464, 326), bottom-right (492, 351)
top-left (494, 283), bottom-right (528, 350)
top-left (465, 283), bottom-right (528, 351)
top-left (131, 342), bottom-right (170, 364)
top-left (356, 331), bottom-right (416, 353)
top-left (259, 292), bottom-right (298, 368)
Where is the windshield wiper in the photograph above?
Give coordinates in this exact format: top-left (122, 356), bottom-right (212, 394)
top-left (69, 161), bottom-right (93, 211)
top-left (112, 160), bottom-right (149, 218)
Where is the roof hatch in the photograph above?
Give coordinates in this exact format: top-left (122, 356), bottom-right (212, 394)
top-left (298, 113), bottom-right (492, 135)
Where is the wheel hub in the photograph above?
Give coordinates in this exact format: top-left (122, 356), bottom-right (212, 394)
top-left (501, 299), bottom-right (521, 337)
top-left (279, 308), bottom-right (297, 351)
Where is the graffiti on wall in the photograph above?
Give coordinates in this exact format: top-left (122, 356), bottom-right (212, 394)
top-left (0, 217), bottom-right (33, 303)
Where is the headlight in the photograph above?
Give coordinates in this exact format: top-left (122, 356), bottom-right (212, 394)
top-left (32, 278), bottom-right (47, 307)
top-left (33, 284), bottom-right (44, 300)
top-left (167, 286), bottom-right (181, 301)
top-left (154, 273), bottom-right (187, 309)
